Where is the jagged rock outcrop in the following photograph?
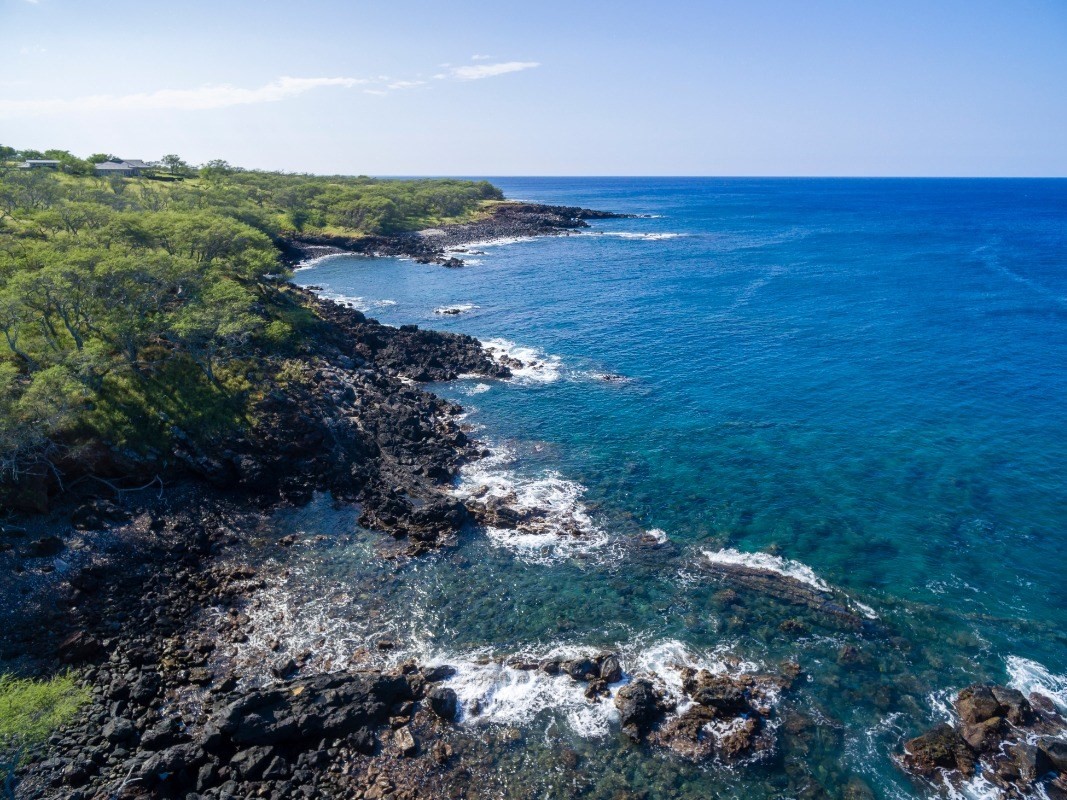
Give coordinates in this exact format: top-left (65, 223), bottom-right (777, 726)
top-left (901, 683), bottom-right (1067, 797)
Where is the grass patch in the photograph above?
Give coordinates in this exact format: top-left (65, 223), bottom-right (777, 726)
top-left (0, 672), bottom-right (90, 755)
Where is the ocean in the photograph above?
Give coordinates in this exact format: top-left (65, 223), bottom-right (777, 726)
top-left (280, 178), bottom-right (1067, 798)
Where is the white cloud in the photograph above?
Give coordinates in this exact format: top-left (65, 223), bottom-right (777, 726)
top-left (0, 76), bottom-right (364, 117)
top-left (449, 61), bottom-right (540, 81)
top-left (471, 54), bottom-right (493, 61)
top-left (0, 58), bottom-right (542, 118)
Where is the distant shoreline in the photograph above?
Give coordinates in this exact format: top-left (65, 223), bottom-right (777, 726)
top-left (278, 201), bottom-right (631, 268)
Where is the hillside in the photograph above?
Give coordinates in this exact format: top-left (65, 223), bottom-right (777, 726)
top-left (0, 149), bottom-right (502, 511)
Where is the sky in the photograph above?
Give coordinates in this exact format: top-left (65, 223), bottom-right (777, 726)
top-left (1, 0), bottom-right (1065, 176)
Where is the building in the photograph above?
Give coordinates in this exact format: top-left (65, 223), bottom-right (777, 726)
top-left (20, 159), bottom-right (61, 170)
top-left (94, 159), bottom-right (150, 177)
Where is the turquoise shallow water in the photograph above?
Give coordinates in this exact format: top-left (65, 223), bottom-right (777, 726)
top-left (283, 179), bottom-right (1067, 798)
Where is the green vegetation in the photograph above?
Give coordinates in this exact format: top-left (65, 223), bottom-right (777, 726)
top-left (0, 146), bottom-right (502, 502)
top-left (0, 672), bottom-right (90, 779)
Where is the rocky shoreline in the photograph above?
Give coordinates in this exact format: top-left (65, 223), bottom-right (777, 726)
top-left (0, 279), bottom-right (517, 797)
top-left (6, 203), bottom-right (1066, 800)
top-left (2, 201), bottom-right (639, 799)
top-left (277, 202), bottom-right (632, 268)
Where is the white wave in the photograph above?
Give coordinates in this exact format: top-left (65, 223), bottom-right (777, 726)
top-left (646, 528), bottom-right (669, 544)
top-left (702, 548), bottom-right (832, 593)
top-left (463, 383), bottom-right (491, 396)
top-left (1006, 655), bottom-right (1067, 711)
top-left (445, 235), bottom-right (537, 251)
top-left (579, 370), bottom-right (631, 384)
top-left (942, 774), bottom-right (1005, 800)
top-left (319, 291), bottom-right (367, 311)
top-left (435, 647), bottom-right (619, 738)
top-left (454, 444), bottom-right (609, 564)
top-left (435, 639), bottom-right (781, 742)
top-left (852, 600), bottom-right (880, 620)
top-left (373, 299), bottom-right (397, 308)
top-left (434, 303), bottom-right (479, 315)
top-left (629, 640), bottom-right (781, 720)
top-left (482, 338), bottom-right (562, 384)
top-left (595, 231), bottom-right (686, 241)
top-left (294, 251), bottom-right (348, 270)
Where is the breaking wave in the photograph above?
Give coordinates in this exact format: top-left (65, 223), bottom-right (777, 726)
top-left (482, 338), bottom-right (563, 384)
top-left (702, 548), bottom-right (833, 593)
top-left (595, 231), bottom-right (686, 241)
top-left (1006, 655), bottom-right (1067, 711)
top-left (434, 303), bottom-right (479, 315)
top-left (452, 445), bottom-right (609, 564)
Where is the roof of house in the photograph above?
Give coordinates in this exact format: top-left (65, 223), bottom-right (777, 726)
top-left (95, 161), bottom-right (136, 170)
top-left (121, 159), bottom-right (151, 168)
top-left (23, 159), bottom-right (61, 165)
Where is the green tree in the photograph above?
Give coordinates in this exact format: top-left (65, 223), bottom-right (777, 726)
top-left (160, 154), bottom-right (191, 178)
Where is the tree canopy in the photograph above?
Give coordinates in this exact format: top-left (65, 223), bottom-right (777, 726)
top-left (0, 148), bottom-right (503, 502)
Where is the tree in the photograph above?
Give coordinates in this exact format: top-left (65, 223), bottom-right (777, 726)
top-left (199, 159), bottom-right (235, 181)
top-left (87, 153), bottom-right (117, 164)
top-left (159, 154), bottom-right (191, 178)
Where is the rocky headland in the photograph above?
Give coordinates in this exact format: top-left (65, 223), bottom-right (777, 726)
top-left (278, 202), bottom-right (632, 268)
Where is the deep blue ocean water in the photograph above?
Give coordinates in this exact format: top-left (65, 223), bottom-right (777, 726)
top-left (282, 179), bottom-right (1067, 798)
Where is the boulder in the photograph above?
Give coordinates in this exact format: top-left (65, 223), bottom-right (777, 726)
top-left (902, 724), bottom-right (976, 777)
top-left (1038, 737), bottom-right (1067, 772)
top-left (427, 686), bottom-right (459, 722)
top-left (652, 705), bottom-right (717, 761)
top-left (614, 678), bottom-right (669, 740)
top-left (960, 716), bottom-right (1005, 752)
top-left (561, 658), bottom-right (598, 681)
top-left (140, 743), bottom-right (206, 783)
top-left (270, 656), bottom-right (297, 679)
top-left (598, 654), bottom-right (624, 683)
top-left (229, 745), bottom-right (275, 781)
top-left (718, 716), bottom-right (762, 759)
top-left (991, 686), bottom-right (1033, 725)
top-left (102, 717), bottom-right (136, 744)
top-left (690, 678), bottom-right (749, 714)
top-left (394, 726), bottom-right (417, 756)
top-left (955, 685), bottom-right (1002, 725)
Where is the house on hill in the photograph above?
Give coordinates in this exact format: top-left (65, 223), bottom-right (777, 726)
top-left (20, 159), bottom-right (61, 170)
top-left (94, 159), bottom-right (150, 177)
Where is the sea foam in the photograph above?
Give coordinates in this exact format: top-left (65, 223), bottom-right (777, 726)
top-left (453, 444), bottom-right (609, 564)
top-left (482, 338), bottom-right (563, 384)
top-left (434, 303), bottom-right (479, 315)
top-left (702, 548), bottom-right (833, 593)
top-left (1006, 655), bottom-right (1067, 711)
top-left (432, 647), bottom-right (621, 738)
top-left (595, 231), bottom-right (686, 241)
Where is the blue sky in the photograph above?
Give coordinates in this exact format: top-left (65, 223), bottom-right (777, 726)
top-left (1, 0), bottom-right (1065, 175)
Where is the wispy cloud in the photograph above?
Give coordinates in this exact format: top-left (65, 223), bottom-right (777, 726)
top-left (0, 58), bottom-right (541, 118)
top-left (449, 61), bottom-right (540, 81)
top-left (471, 54), bottom-right (493, 61)
top-left (386, 79), bottom-right (426, 90)
top-left (0, 76), bottom-right (363, 117)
